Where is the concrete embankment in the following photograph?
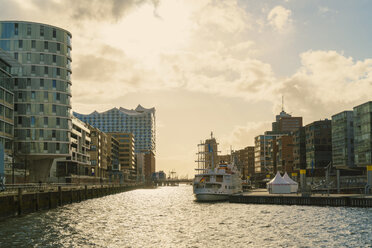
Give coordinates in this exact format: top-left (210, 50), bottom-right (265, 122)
top-left (229, 191), bottom-right (372, 207)
top-left (0, 184), bottom-right (144, 220)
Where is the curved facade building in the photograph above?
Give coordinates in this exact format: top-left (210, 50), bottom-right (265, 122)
top-left (0, 21), bottom-right (72, 181)
top-left (74, 105), bottom-right (156, 154)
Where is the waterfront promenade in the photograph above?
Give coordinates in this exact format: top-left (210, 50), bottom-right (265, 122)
top-left (0, 183), bottom-right (144, 220)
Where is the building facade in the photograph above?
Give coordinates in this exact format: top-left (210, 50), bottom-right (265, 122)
top-left (73, 105), bottom-right (155, 154)
top-left (0, 21), bottom-right (72, 182)
top-left (89, 125), bottom-right (108, 178)
top-left (332, 111), bottom-right (354, 169)
top-left (109, 132), bottom-right (135, 180)
top-left (272, 110), bottom-right (302, 133)
top-left (305, 120), bottom-right (332, 174)
top-left (276, 135), bottom-right (294, 173)
top-left (254, 134), bottom-right (283, 175)
top-left (293, 127), bottom-right (306, 171)
top-left (353, 101), bottom-right (372, 168)
top-left (232, 146), bottom-right (255, 179)
top-left (53, 116), bottom-right (90, 183)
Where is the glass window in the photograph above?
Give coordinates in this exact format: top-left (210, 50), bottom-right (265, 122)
top-left (18, 40), bottom-right (23, 48)
top-left (57, 43), bottom-right (60, 51)
top-left (39, 129), bottom-right (44, 138)
top-left (44, 41), bottom-right (48, 50)
top-left (56, 143), bottom-right (60, 150)
top-left (56, 68), bottom-right (60, 76)
top-left (18, 116), bottom-right (22, 125)
top-left (44, 142), bottom-right (47, 150)
top-left (14, 53), bottom-right (18, 60)
top-left (44, 117), bottom-right (48, 126)
top-left (44, 66), bottom-right (48, 74)
top-left (31, 91), bottom-right (35, 99)
top-left (40, 54), bottom-right (44, 62)
top-left (31, 116), bottom-right (35, 126)
top-left (56, 117), bottom-right (60, 126)
top-left (53, 55), bottom-right (56, 63)
top-left (52, 130), bottom-right (56, 138)
top-left (40, 104), bottom-right (44, 112)
top-left (53, 29), bottom-right (56, 38)
top-left (52, 80), bottom-right (56, 88)
top-left (52, 105), bottom-right (56, 113)
top-left (40, 79), bottom-right (44, 87)
top-left (27, 53), bottom-right (31, 61)
top-left (31, 40), bottom-right (36, 49)
top-left (27, 78), bottom-right (31, 87)
top-left (56, 93), bottom-right (60, 101)
top-left (27, 24), bottom-right (31, 36)
top-left (31, 66), bottom-right (35, 74)
top-left (44, 92), bottom-right (48, 99)
top-left (14, 23), bottom-right (19, 35)
top-left (40, 26), bottom-right (44, 36)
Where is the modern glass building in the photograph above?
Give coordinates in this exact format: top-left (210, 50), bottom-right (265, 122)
top-left (332, 111), bottom-right (354, 169)
top-left (74, 105), bottom-right (156, 154)
top-left (0, 49), bottom-right (17, 156)
top-left (0, 21), bottom-right (72, 182)
top-left (353, 101), bottom-right (372, 168)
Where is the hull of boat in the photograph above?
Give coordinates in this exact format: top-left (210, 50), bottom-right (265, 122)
top-left (194, 193), bottom-right (229, 202)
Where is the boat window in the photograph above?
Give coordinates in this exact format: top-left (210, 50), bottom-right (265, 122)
top-left (216, 175), bottom-right (223, 182)
top-left (205, 176), bottom-right (210, 182)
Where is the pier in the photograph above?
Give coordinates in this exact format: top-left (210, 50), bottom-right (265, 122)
top-left (229, 190), bottom-right (372, 208)
top-left (0, 183), bottom-right (143, 220)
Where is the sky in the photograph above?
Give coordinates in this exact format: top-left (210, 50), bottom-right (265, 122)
top-left (1, 0), bottom-right (372, 178)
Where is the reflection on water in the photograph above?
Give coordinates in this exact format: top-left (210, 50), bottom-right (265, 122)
top-left (0, 185), bottom-right (371, 247)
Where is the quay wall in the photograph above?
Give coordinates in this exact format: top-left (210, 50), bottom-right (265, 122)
top-left (0, 184), bottom-right (142, 220)
top-left (229, 194), bottom-right (372, 207)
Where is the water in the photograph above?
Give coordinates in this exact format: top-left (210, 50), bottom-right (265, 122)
top-left (0, 185), bottom-right (371, 247)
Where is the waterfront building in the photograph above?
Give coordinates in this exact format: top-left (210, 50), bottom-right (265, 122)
top-left (232, 146), bottom-right (255, 179)
top-left (109, 132), bottom-right (135, 180)
top-left (353, 101), bottom-right (372, 168)
top-left (218, 154), bottom-right (232, 164)
top-left (293, 127), bottom-right (306, 171)
top-left (254, 134), bottom-right (284, 175)
top-left (305, 119), bottom-right (332, 174)
top-left (89, 125), bottom-right (108, 178)
top-left (144, 151), bottom-right (155, 181)
top-left (332, 111), bottom-right (355, 169)
top-left (0, 21), bottom-right (72, 182)
top-left (106, 133), bottom-right (123, 183)
top-left (276, 135), bottom-right (294, 173)
top-left (73, 105), bottom-right (155, 154)
top-left (53, 116), bottom-right (90, 183)
top-left (272, 110), bottom-right (302, 133)
top-left (136, 152), bottom-right (145, 182)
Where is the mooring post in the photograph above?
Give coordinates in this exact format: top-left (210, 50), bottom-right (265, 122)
top-left (17, 188), bottom-right (23, 215)
top-left (58, 186), bottom-right (62, 206)
top-left (300, 169), bottom-right (306, 194)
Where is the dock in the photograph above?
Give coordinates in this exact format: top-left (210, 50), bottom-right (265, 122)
top-left (0, 184), bottom-right (143, 220)
top-left (229, 189), bottom-right (372, 207)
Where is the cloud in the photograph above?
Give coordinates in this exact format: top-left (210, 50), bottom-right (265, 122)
top-left (277, 50), bottom-right (372, 122)
top-left (267, 5), bottom-right (292, 32)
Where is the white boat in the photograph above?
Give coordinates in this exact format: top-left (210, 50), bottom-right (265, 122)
top-left (193, 133), bottom-right (242, 202)
top-left (193, 164), bottom-right (242, 201)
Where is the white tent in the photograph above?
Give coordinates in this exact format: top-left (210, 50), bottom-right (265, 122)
top-left (267, 172), bottom-right (291, 194)
top-left (282, 172), bottom-right (299, 193)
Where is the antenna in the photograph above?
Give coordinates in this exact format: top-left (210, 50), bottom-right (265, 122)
top-left (211, 131), bottom-right (213, 139)
top-left (281, 95), bottom-right (284, 112)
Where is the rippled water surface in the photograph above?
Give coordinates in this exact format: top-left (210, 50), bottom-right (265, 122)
top-left (0, 185), bottom-right (371, 247)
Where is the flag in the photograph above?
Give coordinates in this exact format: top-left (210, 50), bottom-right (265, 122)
top-left (200, 177), bottom-right (205, 183)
